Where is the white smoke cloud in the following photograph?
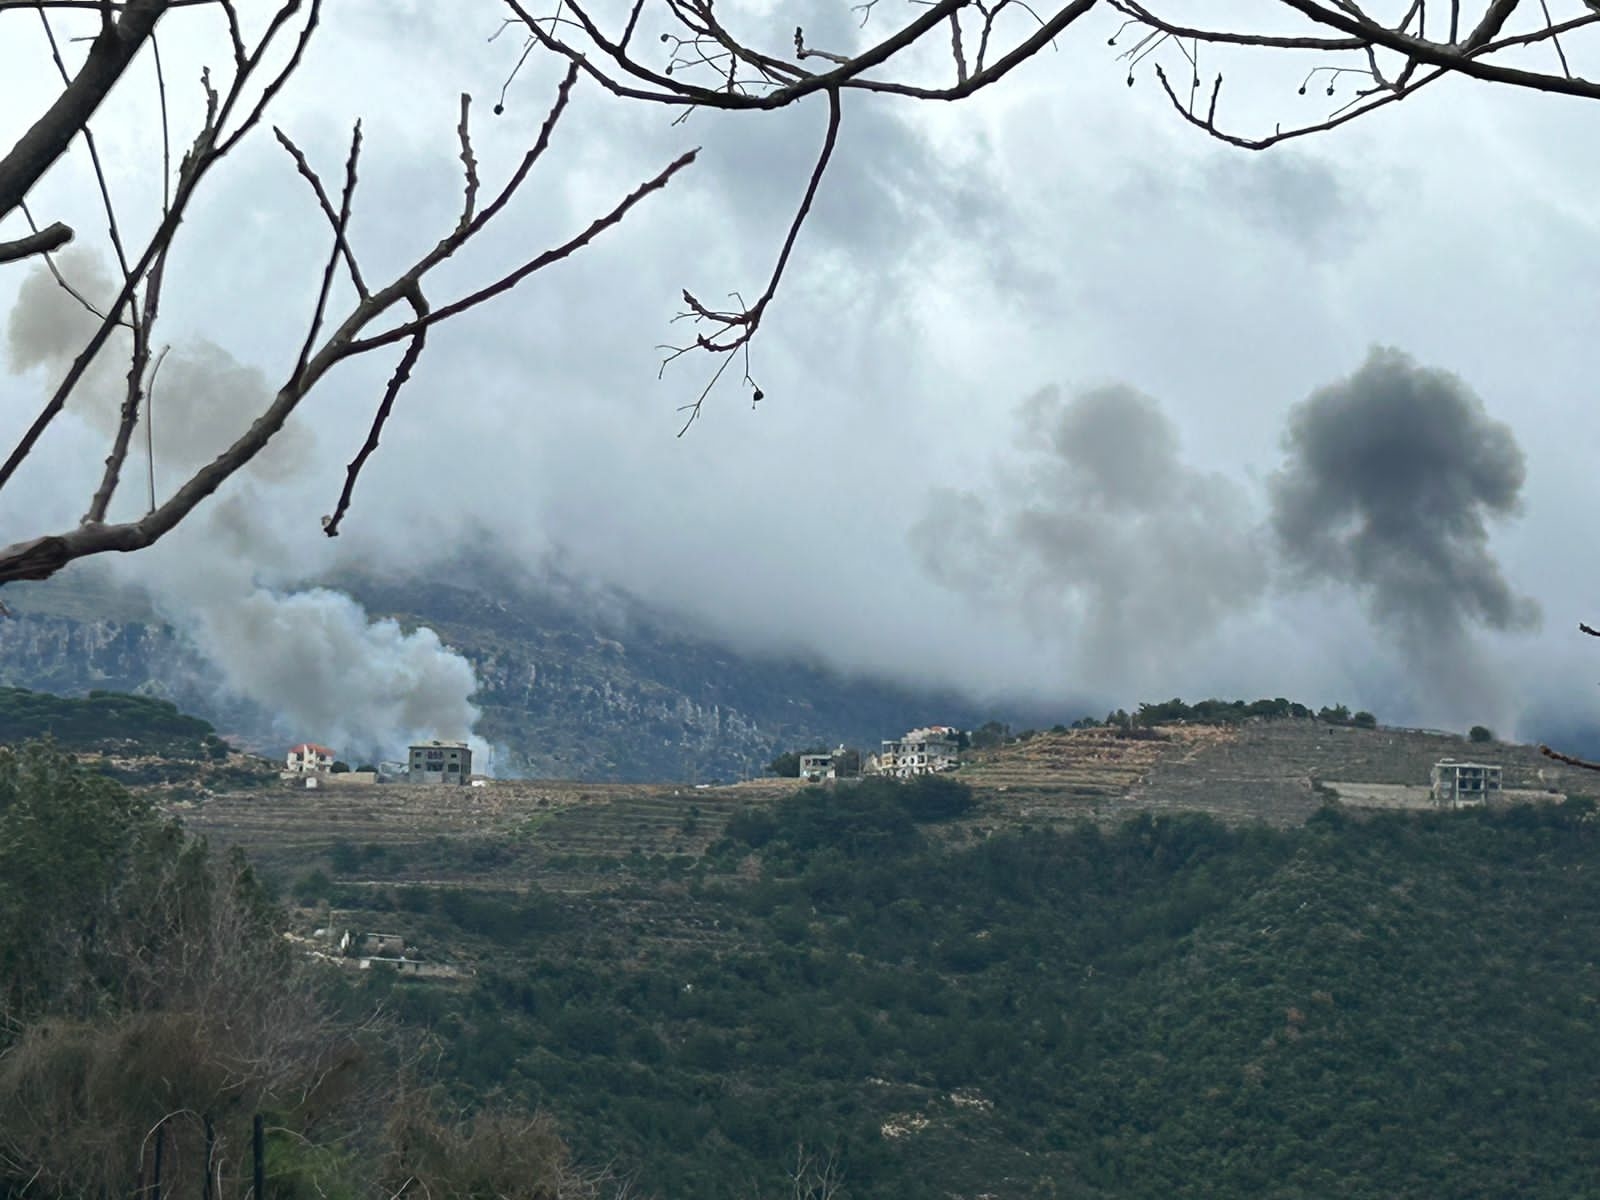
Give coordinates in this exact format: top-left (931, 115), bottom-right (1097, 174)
top-left (4, 250), bottom-right (485, 766)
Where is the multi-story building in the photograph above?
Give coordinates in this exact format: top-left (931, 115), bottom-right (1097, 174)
top-left (409, 740), bottom-right (472, 784)
top-left (874, 725), bottom-right (961, 777)
top-left (286, 742), bottom-right (336, 774)
top-left (1431, 759), bottom-right (1503, 808)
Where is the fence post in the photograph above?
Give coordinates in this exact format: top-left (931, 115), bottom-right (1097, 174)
top-left (202, 1116), bottom-right (215, 1200)
top-left (253, 1113), bottom-right (265, 1200)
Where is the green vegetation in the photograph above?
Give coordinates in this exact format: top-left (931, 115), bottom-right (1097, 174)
top-left (1470, 724), bottom-right (1495, 743)
top-left (0, 685), bottom-right (228, 758)
top-left (337, 777), bottom-right (1600, 1199)
top-left (22, 730), bottom-right (1600, 1197)
top-left (1116, 696), bottom-right (1379, 728)
top-left (0, 744), bottom-right (586, 1200)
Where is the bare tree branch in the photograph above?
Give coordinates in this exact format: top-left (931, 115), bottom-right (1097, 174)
top-left (1541, 744), bottom-right (1600, 772)
top-left (0, 221), bottom-right (71, 263)
top-left (323, 290), bottom-right (428, 538)
top-left (0, 0), bottom-right (168, 222)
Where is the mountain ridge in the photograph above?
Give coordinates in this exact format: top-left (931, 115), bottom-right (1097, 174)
top-left (0, 567), bottom-right (1038, 781)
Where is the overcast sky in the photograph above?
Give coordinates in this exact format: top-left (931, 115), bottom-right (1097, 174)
top-left (3, 1), bottom-right (1599, 743)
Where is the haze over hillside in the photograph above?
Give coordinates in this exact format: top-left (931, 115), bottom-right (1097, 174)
top-left (0, 565), bottom-right (1047, 781)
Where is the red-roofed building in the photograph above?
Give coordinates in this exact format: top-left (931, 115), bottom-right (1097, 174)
top-left (286, 742), bottom-right (337, 774)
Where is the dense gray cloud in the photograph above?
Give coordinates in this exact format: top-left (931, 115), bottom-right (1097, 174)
top-left (913, 355), bottom-right (1539, 723)
top-left (3, 3), bottom-right (1599, 748)
top-left (1269, 347), bottom-right (1538, 695)
top-left (912, 385), bottom-right (1268, 688)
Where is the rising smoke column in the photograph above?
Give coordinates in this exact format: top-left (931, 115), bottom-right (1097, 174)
top-left (5, 251), bottom-right (483, 764)
top-left (911, 384), bottom-right (1267, 687)
top-left (1269, 346), bottom-right (1537, 701)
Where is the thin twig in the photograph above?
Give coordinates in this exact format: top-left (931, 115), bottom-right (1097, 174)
top-left (323, 290), bottom-right (429, 536)
top-left (292, 121), bottom-right (364, 381)
top-left (151, 30), bottom-right (171, 214)
top-left (273, 125), bottom-right (369, 299)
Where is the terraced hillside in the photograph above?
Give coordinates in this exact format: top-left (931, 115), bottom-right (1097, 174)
top-left (949, 720), bottom-right (1592, 827)
top-left (178, 775), bottom-right (805, 892)
top-left (174, 719), bottom-right (1594, 903)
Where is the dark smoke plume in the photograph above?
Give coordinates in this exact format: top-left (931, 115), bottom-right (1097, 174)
top-left (911, 384), bottom-right (1266, 687)
top-left (1270, 346), bottom-right (1537, 651)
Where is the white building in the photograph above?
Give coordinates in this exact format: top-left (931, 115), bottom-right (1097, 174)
top-left (874, 725), bottom-right (961, 777)
top-left (286, 742), bottom-right (336, 774)
top-left (799, 752), bottom-right (835, 781)
top-left (1431, 759), bottom-right (1503, 808)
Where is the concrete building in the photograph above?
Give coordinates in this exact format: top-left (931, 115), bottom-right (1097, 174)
top-left (1431, 759), bottom-right (1503, 808)
top-left (409, 740), bottom-right (472, 784)
top-left (874, 725), bottom-right (961, 777)
top-left (286, 742), bottom-right (336, 774)
top-left (799, 752), bottom-right (835, 782)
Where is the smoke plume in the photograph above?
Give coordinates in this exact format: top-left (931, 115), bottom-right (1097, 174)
top-left (914, 352), bottom-right (1537, 724)
top-left (5, 251), bottom-right (483, 765)
top-left (911, 384), bottom-right (1267, 687)
top-left (1268, 346), bottom-right (1537, 696)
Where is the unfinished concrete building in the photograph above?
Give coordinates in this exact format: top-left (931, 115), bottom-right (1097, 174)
top-left (798, 752), bottom-right (836, 781)
top-left (1431, 759), bottom-right (1503, 808)
top-left (873, 725), bottom-right (961, 777)
top-left (409, 740), bottom-right (472, 784)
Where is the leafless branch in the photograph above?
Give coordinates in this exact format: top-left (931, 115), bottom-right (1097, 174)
top-left (0, 0), bottom-right (166, 224)
top-left (1541, 745), bottom-right (1600, 772)
top-left (273, 125), bottom-right (370, 301)
top-left (949, 10), bottom-right (969, 83)
top-left (17, 201), bottom-right (113, 321)
top-left (668, 86), bottom-right (841, 431)
top-left (323, 289), bottom-right (428, 537)
top-left (0, 221), bottom-right (71, 263)
top-left (0, 44), bottom-right (694, 582)
top-left (83, 230), bottom-right (170, 523)
top-left (292, 121), bottom-right (364, 380)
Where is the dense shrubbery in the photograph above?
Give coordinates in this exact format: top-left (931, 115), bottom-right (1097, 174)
top-left (0, 744), bottom-right (585, 1200)
top-left (368, 790), bottom-right (1600, 1198)
top-left (719, 776), bottom-right (976, 869)
top-left (1111, 696), bottom-right (1380, 728)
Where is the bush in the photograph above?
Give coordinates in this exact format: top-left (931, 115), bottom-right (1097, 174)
top-left (293, 869), bottom-right (335, 903)
top-left (894, 775), bottom-right (976, 822)
top-left (1470, 725), bottom-right (1495, 744)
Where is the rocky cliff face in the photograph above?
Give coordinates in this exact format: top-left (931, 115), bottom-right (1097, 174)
top-left (0, 571), bottom-right (998, 781)
top-left (0, 612), bottom-right (273, 743)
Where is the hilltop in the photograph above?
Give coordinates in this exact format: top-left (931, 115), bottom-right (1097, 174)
top-left (174, 718), bottom-right (1592, 890)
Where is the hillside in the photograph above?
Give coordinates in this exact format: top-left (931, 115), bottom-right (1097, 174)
top-left (177, 720), bottom-right (1592, 888)
top-left (0, 567), bottom-right (1014, 780)
top-left (13, 704), bottom-right (1600, 1196)
top-left (225, 746), bottom-right (1600, 1199)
